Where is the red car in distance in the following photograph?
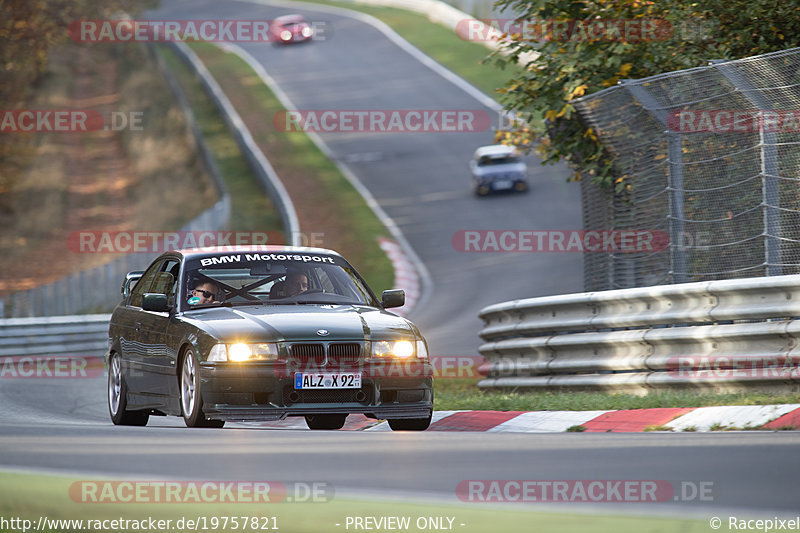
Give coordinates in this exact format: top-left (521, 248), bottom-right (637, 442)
top-left (270, 14), bottom-right (314, 44)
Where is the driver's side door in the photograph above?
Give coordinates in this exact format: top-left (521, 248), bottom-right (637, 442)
top-left (138, 259), bottom-right (181, 400)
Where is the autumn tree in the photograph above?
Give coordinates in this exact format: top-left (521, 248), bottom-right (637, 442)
top-left (491, 0), bottom-right (800, 190)
top-left (0, 0), bottom-right (158, 199)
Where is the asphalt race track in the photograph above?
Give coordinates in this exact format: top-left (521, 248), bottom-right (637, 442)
top-left (149, 0), bottom-right (584, 358)
top-left (1, 378), bottom-right (800, 516)
top-left (1, 1), bottom-right (798, 530)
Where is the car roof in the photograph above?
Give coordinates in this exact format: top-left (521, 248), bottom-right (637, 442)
top-left (474, 144), bottom-right (519, 158)
top-left (273, 14), bottom-right (306, 24)
top-left (170, 246), bottom-right (345, 260)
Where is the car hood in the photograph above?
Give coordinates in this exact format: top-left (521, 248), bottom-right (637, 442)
top-left (181, 304), bottom-right (416, 342)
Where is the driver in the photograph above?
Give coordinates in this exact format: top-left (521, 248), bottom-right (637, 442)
top-left (284, 271), bottom-right (309, 296)
top-left (189, 280), bottom-right (221, 305)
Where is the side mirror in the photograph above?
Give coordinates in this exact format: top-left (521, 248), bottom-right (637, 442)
top-left (142, 293), bottom-right (170, 312)
top-left (381, 289), bottom-right (405, 309)
top-left (122, 271), bottom-right (144, 298)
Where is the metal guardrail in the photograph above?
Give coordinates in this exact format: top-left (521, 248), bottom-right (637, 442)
top-left (478, 275), bottom-right (800, 392)
top-left (0, 314), bottom-right (110, 358)
top-left (168, 41), bottom-right (301, 246)
top-left (0, 201), bottom-right (232, 319)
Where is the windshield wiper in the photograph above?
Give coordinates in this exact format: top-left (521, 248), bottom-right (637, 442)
top-left (186, 300), bottom-right (263, 310)
top-left (294, 300), bottom-right (359, 305)
top-left (226, 300), bottom-right (265, 307)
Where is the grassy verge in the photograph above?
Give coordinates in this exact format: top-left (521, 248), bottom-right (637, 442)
top-left (0, 471), bottom-right (707, 533)
top-left (156, 45), bottom-right (282, 234)
top-left (434, 378), bottom-right (800, 411)
top-left (305, 0), bottom-right (520, 99)
top-left (170, 42), bottom-right (393, 292)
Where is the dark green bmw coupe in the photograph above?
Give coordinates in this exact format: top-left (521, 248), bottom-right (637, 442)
top-left (107, 247), bottom-right (433, 431)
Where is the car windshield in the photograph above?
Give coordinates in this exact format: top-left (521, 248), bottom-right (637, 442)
top-left (183, 252), bottom-right (378, 309)
top-left (478, 155), bottom-right (519, 166)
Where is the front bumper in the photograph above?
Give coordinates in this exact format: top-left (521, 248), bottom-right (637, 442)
top-left (473, 177), bottom-right (528, 192)
top-left (277, 34), bottom-right (312, 44)
top-left (198, 360), bottom-right (433, 421)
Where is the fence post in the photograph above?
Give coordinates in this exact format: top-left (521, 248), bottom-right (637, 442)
top-left (56, 278), bottom-right (66, 316)
top-left (621, 81), bottom-right (687, 284)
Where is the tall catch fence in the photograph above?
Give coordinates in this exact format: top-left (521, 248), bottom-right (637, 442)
top-left (574, 47), bottom-right (800, 291)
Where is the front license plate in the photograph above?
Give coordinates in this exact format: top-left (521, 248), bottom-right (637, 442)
top-left (493, 179), bottom-right (512, 190)
top-left (294, 373), bottom-right (362, 389)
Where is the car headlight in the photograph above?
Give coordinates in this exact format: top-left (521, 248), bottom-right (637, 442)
top-left (301, 26), bottom-right (313, 38)
top-left (280, 30), bottom-right (292, 41)
top-left (208, 344), bottom-right (227, 362)
top-left (371, 340), bottom-right (415, 359)
top-left (207, 343), bottom-right (279, 362)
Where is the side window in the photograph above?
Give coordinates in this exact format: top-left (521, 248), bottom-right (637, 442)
top-left (129, 261), bottom-right (162, 308)
top-left (153, 259), bottom-right (180, 300)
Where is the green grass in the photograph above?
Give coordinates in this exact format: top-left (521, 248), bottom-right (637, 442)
top-left (176, 42), bottom-right (393, 292)
top-left (157, 45), bottom-right (283, 235)
top-left (433, 379), bottom-right (800, 411)
top-left (306, 0), bottom-right (521, 99)
top-left (0, 471), bottom-right (709, 533)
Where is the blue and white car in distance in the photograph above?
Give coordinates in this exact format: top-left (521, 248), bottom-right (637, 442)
top-left (470, 144), bottom-right (528, 196)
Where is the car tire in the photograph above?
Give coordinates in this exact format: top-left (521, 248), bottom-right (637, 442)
top-left (514, 181), bottom-right (528, 192)
top-left (474, 185), bottom-right (490, 196)
top-left (388, 414), bottom-right (432, 431)
top-left (180, 347), bottom-right (225, 428)
top-left (305, 414), bottom-right (347, 430)
top-left (108, 352), bottom-right (149, 426)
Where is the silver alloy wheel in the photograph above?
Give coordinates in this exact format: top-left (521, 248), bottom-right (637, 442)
top-left (181, 350), bottom-right (196, 416)
top-left (108, 354), bottom-right (121, 415)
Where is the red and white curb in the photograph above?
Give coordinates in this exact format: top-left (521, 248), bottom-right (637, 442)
top-left (378, 237), bottom-right (420, 317)
top-left (661, 404), bottom-right (800, 432)
top-left (241, 404), bottom-right (800, 432)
